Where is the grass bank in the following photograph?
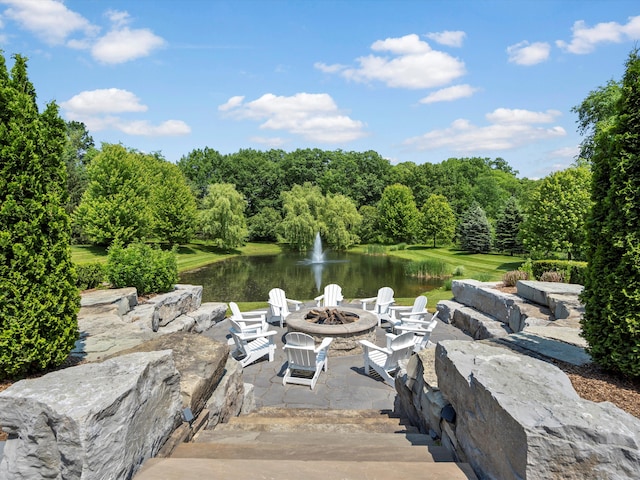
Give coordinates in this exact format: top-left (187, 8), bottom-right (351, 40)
top-left (71, 241), bottom-right (283, 273)
top-left (350, 244), bottom-right (524, 308)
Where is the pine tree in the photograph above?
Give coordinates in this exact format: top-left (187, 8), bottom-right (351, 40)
top-left (494, 197), bottom-right (524, 255)
top-left (581, 49), bottom-right (640, 377)
top-left (458, 203), bottom-right (492, 253)
top-left (0, 54), bottom-right (79, 379)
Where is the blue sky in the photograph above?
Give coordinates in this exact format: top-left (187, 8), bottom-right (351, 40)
top-left (1, 0), bottom-right (639, 179)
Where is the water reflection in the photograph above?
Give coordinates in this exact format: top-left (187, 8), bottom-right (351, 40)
top-left (179, 251), bottom-right (444, 303)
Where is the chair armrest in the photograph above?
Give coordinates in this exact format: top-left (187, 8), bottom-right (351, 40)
top-left (314, 294), bottom-right (324, 306)
top-left (389, 306), bottom-right (412, 312)
top-left (238, 330), bottom-right (278, 341)
top-left (316, 337), bottom-right (334, 352)
top-left (241, 313), bottom-right (267, 321)
top-left (359, 339), bottom-right (391, 354)
top-left (378, 299), bottom-right (395, 307)
top-left (400, 318), bottom-right (435, 327)
top-left (287, 299), bottom-right (303, 310)
top-left (359, 297), bottom-right (376, 303)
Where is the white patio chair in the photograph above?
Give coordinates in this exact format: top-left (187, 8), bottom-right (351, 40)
top-left (359, 286), bottom-right (395, 327)
top-left (360, 331), bottom-right (415, 387)
top-left (396, 312), bottom-right (439, 353)
top-left (228, 319), bottom-right (277, 368)
top-left (388, 296), bottom-right (428, 333)
top-left (267, 288), bottom-right (303, 328)
top-left (314, 284), bottom-right (344, 308)
top-left (229, 301), bottom-right (268, 334)
top-left (282, 332), bottom-right (333, 390)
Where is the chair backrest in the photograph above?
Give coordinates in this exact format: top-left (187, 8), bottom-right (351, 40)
top-left (376, 287), bottom-right (395, 314)
top-left (284, 332), bottom-right (317, 368)
top-left (415, 312), bottom-right (439, 352)
top-left (322, 284), bottom-right (343, 307)
top-left (229, 301), bottom-right (243, 320)
top-left (407, 296), bottom-right (427, 320)
top-left (268, 288), bottom-right (290, 316)
top-left (385, 332), bottom-right (415, 369)
top-left (229, 319), bottom-right (248, 354)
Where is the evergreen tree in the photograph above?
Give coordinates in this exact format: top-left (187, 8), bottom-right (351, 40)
top-left (0, 54), bottom-right (79, 379)
top-left (458, 203), bottom-right (492, 253)
top-left (494, 197), bottom-right (524, 255)
top-left (581, 49), bottom-right (640, 378)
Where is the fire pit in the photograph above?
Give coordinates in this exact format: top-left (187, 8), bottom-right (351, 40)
top-left (305, 308), bottom-right (359, 325)
top-left (286, 306), bottom-right (377, 356)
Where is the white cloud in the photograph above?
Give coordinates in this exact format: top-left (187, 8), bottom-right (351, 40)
top-left (314, 61), bottom-right (346, 73)
top-left (92, 26), bottom-right (165, 64)
top-left (486, 108), bottom-right (561, 124)
top-left (426, 30), bottom-right (466, 47)
top-left (557, 16), bottom-right (640, 54)
top-left (403, 107), bottom-right (566, 152)
top-left (61, 88), bottom-right (190, 137)
top-left (219, 92), bottom-right (367, 143)
top-left (1, 0), bottom-right (98, 45)
top-left (320, 33), bottom-right (466, 89)
top-left (419, 84), bottom-right (479, 104)
top-left (117, 119), bottom-right (191, 136)
top-left (549, 145), bottom-right (580, 159)
top-left (507, 41), bottom-right (551, 65)
top-left (105, 9), bottom-right (130, 28)
top-left (61, 88), bottom-right (148, 115)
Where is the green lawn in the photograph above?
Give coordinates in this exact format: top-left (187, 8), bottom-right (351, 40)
top-left (71, 241), bottom-right (282, 273)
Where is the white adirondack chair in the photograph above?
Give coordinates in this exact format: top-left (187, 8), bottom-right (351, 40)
top-left (388, 296), bottom-right (428, 333)
top-left (229, 302), bottom-right (268, 334)
top-left (314, 284), bottom-right (344, 308)
top-left (267, 288), bottom-right (303, 328)
top-left (282, 332), bottom-right (333, 390)
top-left (228, 319), bottom-right (277, 368)
top-left (359, 287), bottom-right (395, 327)
top-left (360, 331), bottom-right (415, 387)
top-left (396, 311), bottom-right (440, 353)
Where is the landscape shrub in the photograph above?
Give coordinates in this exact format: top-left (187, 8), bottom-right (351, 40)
top-left (532, 260), bottom-right (587, 284)
top-left (443, 279), bottom-right (453, 291)
top-left (404, 259), bottom-right (449, 278)
top-left (518, 258), bottom-right (534, 279)
top-left (539, 270), bottom-right (565, 283)
top-left (452, 266), bottom-right (465, 277)
top-left (502, 270), bottom-right (528, 287)
top-left (473, 273), bottom-right (493, 282)
top-left (76, 263), bottom-right (105, 290)
top-left (106, 242), bottom-right (178, 296)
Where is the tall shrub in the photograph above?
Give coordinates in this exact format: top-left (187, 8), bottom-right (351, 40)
top-left (581, 50), bottom-right (640, 377)
top-left (0, 54), bottom-right (79, 379)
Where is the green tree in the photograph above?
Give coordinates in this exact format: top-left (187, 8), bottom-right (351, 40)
top-left (74, 144), bottom-right (152, 246)
top-left (150, 158), bottom-right (197, 245)
top-left (280, 183), bottom-right (323, 251)
top-left (520, 166), bottom-right (592, 260)
top-left (62, 120), bottom-right (95, 214)
top-left (458, 203), bottom-right (492, 253)
top-left (357, 205), bottom-right (381, 244)
top-left (377, 184), bottom-right (420, 244)
top-left (494, 197), bottom-right (524, 255)
top-left (248, 206), bottom-right (282, 242)
top-left (420, 194), bottom-right (456, 247)
top-left (177, 147), bottom-right (226, 200)
top-left (0, 54), bottom-right (79, 379)
top-left (581, 50), bottom-right (640, 377)
top-left (199, 183), bottom-right (248, 249)
top-left (320, 193), bottom-right (361, 250)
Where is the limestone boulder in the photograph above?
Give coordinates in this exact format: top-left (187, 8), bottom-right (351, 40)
top-left (206, 357), bottom-right (245, 429)
top-left (0, 351), bottom-right (182, 480)
top-left (79, 287), bottom-right (138, 317)
top-left (190, 302), bottom-right (228, 333)
top-left (145, 284), bottom-right (203, 328)
top-left (105, 333), bottom-right (229, 418)
top-left (435, 340), bottom-right (640, 480)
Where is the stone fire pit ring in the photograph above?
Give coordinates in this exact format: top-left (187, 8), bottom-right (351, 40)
top-left (286, 306), bottom-right (378, 356)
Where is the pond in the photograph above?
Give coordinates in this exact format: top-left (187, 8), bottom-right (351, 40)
top-left (178, 251), bottom-right (444, 303)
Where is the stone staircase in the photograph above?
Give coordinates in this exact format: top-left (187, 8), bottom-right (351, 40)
top-left (134, 408), bottom-right (478, 479)
top-left (436, 279), bottom-right (591, 366)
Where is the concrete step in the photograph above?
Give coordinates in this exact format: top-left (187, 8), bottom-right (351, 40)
top-left (244, 406), bottom-right (401, 419)
top-left (193, 430), bottom-right (436, 448)
top-left (135, 458), bottom-right (478, 480)
top-left (171, 442), bottom-right (453, 462)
